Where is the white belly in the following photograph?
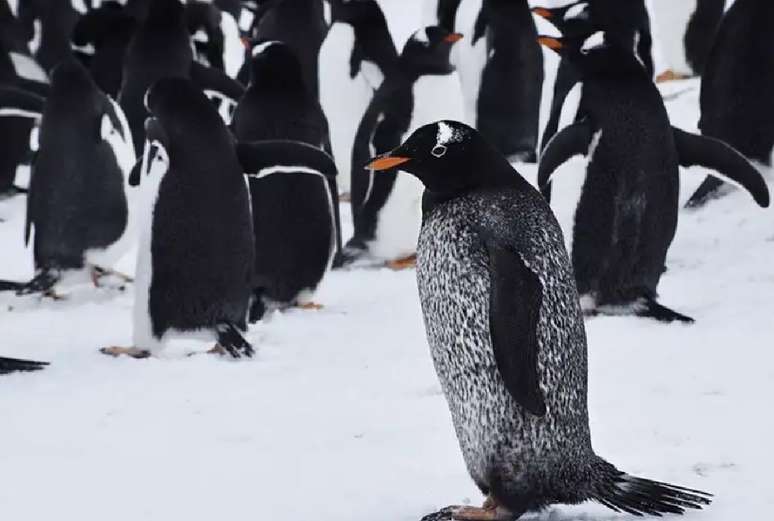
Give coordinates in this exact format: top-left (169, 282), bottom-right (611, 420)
top-left (319, 24), bottom-right (375, 194)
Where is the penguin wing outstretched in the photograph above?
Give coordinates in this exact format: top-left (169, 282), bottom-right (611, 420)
top-left (673, 127), bottom-right (771, 208)
top-left (0, 356), bottom-right (48, 375)
top-left (237, 140), bottom-right (338, 179)
top-left (474, 225), bottom-right (547, 417)
top-left (0, 86), bottom-right (45, 120)
top-left (537, 118), bottom-right (592, 196)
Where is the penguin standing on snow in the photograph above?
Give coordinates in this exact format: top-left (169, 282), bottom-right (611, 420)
top-left (533, 0), bottom-right (654, 151)
top-left (240, 0), bottom-right (328, 98)
top-left (102, 78), bottom-right (254, 360)
top-left (318, 0), bottom-right (398, 195)
top-left (232, 40), bottom-right (342, 263)
top-left (346, 26), bottom-right (465, 268)
top-left (537, 33), bottom-right (769, 322)
top-left (0, 356), bottom-right (48, 375)
top-left (648, 0), bottom-right (725, 78)
top-left (119, 0), bottom-right (244, 155)
top-left (367, 120), bottom-right (712, 521)
top-left (238, 140), bottom-right (339, 321)
top-left (0, 59), bottom-right (136, 297)
top-left (687, 0), bottom-right (774, 207)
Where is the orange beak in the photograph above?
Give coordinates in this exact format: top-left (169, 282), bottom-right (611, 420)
top-left (444, 33), bottom-right (464, 44)
top-left (532, 7), bottom-right (553, 20)
top-left (537, 36), bottom-right (563, 51)
top-left (365, 156), bottom-right (411, 171)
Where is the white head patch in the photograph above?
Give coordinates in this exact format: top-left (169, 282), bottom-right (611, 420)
top-left (252, 40), bottom-right (280, 57)
top-left (581, 31), bottom-right (605, 53)
top-left (565, 2), bottom-right (589, 20)
top-left (435, 122), bottom-right (464, 147)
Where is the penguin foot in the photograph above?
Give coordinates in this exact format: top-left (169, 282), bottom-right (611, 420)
top-left (451, 506), bottom-right (514, 521)
top-left (386, 254), bottom-right (417, 271)
top-left (100, 346), bottom-right (152, 359)
top-left (90, 266), bottom-right (133, 288)
top-left (656, 69), bottom-right (691, 83)
top-left (297, 302), bottom-right (323, 310)
top-left (338, 192), bottom-right (351, 202)
top-left (215, 322), bottom-right (255, 359)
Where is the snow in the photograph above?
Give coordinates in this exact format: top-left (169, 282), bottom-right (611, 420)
top-left (2, 2), bottom-right (774, 521)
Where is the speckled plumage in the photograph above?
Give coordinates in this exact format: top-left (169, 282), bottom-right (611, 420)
top-left (417, 187), bottom-right (596, 510)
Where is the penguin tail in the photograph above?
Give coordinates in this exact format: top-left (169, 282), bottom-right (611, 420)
top-left (0, 280), bottom-right (25, 292)
top-left (215, 322), bottom-right (255, 359)
top-left (590, 458), bottom-right (712, 516)
top-left (685, 175), bottom-right (727, 208)
top-left (636, 296), bottom-right (695, 324)
top-left (0, 356), bottom-right (49, 375)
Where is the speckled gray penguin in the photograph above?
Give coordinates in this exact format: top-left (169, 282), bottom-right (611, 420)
top-left (367, 120), bottom-right (712, 521)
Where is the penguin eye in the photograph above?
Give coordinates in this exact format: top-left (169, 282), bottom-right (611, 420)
top-left (431, 145), bottom-right (447, 158)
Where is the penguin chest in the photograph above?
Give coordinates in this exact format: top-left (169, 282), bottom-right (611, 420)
top-left (416, 211), bottom-right (518, 485)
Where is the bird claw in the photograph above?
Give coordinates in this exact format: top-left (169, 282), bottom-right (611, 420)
top-left (100, 346), bottom-right (152, 359)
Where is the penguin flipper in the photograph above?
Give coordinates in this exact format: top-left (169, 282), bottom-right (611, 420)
top-left (538, 118), bottom-right (592, 196)
top-left (476, 228), bottom-right (547, 417)
top-left (0, 356), bottom-right (49, 375)
top-left (673, 127), bottom-right (770, 208)
top-left (0, 86), bottom-right (45, 120)
top-left (237, 140), bottom-right (337, 179)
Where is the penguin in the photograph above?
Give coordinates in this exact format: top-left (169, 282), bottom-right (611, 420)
top-left (237, 140), bottom-right (338, 321)
top-left (648, 0), bottom-right (725, 79)
top-left (533, 0), bottom-right (654, 151)
top-left (102, 77), bottom-right (254, 360)
top-left (686, 0), bottom-right (774, 207)
top-left (16, 0), bottom-right (81, 72)
top-left (318, 0), bottom-right (398, 195)
top-left (232, 40), bottom-right (342, 263)
top-left (119, 0), bottom-right (244, 155)
top-left (0, 356), bottom-right (48, 375)
top-left (346, 26), bottom-right (466, 269)
top-left (366, 119), bottom-right (712, 521)
top-left (239, 0), bottom-right (328, 98)
top-left (71, 1), bottom-right (138, 98)
top-left (0, 59), bottom-right (137, 297)
top-left (537, 33), bottom-right (769, 322)
top-left (186, 0), bottom-right (226, 71)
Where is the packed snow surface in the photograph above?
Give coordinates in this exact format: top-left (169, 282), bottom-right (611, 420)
top-left (1, 2), bottom-right (773, 520)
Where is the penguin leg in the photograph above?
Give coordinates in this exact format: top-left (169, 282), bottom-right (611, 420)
top-left (100, 347), bottom-right (152, 359)
top-left (215, 322), bottom-right (254, 359)
top-left (386, 254), bottom-right (417, 271)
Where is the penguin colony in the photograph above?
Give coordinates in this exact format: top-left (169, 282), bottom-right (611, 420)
top-left (0, 0), bottom-right (772, 519)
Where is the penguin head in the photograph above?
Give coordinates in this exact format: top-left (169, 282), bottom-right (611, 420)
top-left (365, 120), bottom-right (517, 199)
top-left (48, 58), bottom-right (101, 115)
top-left (538, 31), bottom-right (645, 78)
top-left (329, 0), bottom-right (380, 25)
top-left (246, 40), bottom-right (307, 91)
top-left (532, 1), bottom-right (593, 37)
top-left (145, 0), bottom-right (185, 25)
top-left (400, 26), bottom-right (463, 76)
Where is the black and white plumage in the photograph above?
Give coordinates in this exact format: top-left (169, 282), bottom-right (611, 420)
top-left (238, 140), bottom-right (338, 321)
top-left (367, 120), bottom-right (712, 520)
top-left (0, 59), bottom-right (136, 296)
top-left (537, 34), bottom-right (769, 323)
top-left (16, 0), bottom-right (80, 72)
top-left (127, 77), bottom-right (254, 358)
top-left (319, 0), bottom-right (398, 194)
top-left (0, 356), bottom-right (48, 375)
top-left (686, 0), bottom-right (774, 207)
top-left (346, 26), bottom-right (465, 266)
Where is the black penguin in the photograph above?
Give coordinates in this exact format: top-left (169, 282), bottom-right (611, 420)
top-left (0, 356), bottom-right (48, 375)
top-left (533, 0), bottom-right (654, 151)
top-left (687, 0), bottom-right (774, 207)
top-left (684, 0), bottom-right (726, 76)
top-left (119, 0), bottom-right (244, 155)
top-left (471, 0), bottom-right (543, 162)
top-left (237, 140), bottom-right (338, 321)
top-left (16, 0), bottom-right (80, 72)
top-left (0, 86), bottom-right (41, 196)
top-left (367, 120), bottom-right (712, 521)
top-left (72, 1), bottom-right (138, 98)
top-left (239, 0), bottom-right (328, 97)
top-left (319, 0), bottom-right (399, 195)
top-left (424, 0), bottom-right (463, 32)
top-left (346, 26), bottom-right (465, 267)
top-left (0, 59), bottom-right (136, 297)
top-left (537, 33), bottom-right (769, 322)
top-left (104, 77), bottom-right (254, 359)
top-left (187, 0), bottom-right (226, 71)
top-left (232, 40), bottom-right (342, 263)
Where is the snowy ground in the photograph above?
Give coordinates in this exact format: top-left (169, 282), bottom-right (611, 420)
top-left (2, 3), bottom-right (774, 521)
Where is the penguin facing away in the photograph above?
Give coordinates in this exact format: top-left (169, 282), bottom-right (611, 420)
top-left (686, 0), bottom-right (774, 207)
top-left (537, 33), bottom-right (769, 322)
top-left (237, 140), bottom-right (338, 322)
top-left (346, 26), bottom-right (466, 268)
top-left (0, 59), bottom-right (137, 297)
top-left (367, 120), bottom-right (712, 521)
top-left (103, 78), bottom-right (254, 360)
top-left (319, 0), bottom-right (399, 195)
